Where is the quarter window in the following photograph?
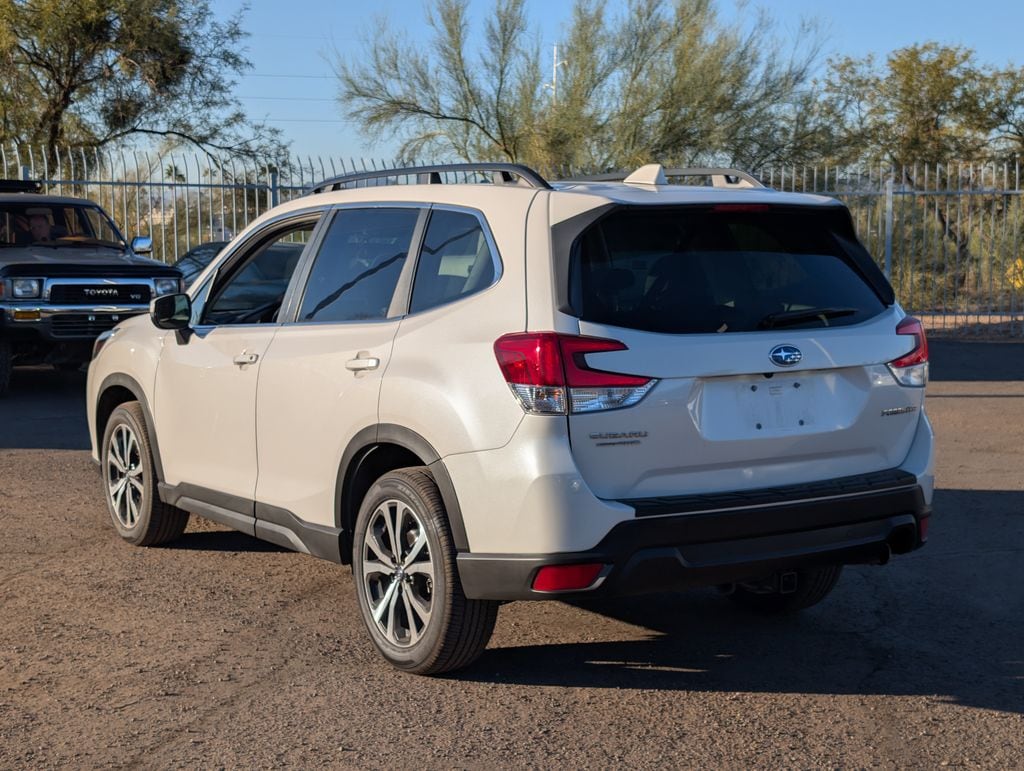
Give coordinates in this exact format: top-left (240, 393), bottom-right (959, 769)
top-left (298, 208), bottom-right (418, 323)
top-left (410, 209), bottom-right (496, 314)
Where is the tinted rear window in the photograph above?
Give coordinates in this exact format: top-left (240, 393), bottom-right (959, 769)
top-left (569, 206), bottom-right (888, 334)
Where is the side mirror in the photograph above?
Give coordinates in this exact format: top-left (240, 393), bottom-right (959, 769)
top-left (131, 235), bottom-right (153, 254)
top-left (150, 293), bottom-right (191, 330)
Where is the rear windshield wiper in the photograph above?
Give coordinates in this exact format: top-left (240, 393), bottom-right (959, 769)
top-left (758, 307), bottom-right (858, 329)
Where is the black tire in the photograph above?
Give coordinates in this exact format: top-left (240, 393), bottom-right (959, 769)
top-left (352, 467), bottom-right (498, 675)
top-left (727, 565), bottom-right (843, 614)
top-left (100, 401), bottom-right (189, 546)
top-left (0, 340), bottom-right (12, 397)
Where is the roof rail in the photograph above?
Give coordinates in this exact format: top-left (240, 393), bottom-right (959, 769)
top-left (561, 164), bottom-right (765, 189)
top-left (0, 179), bottom-right (42, 194)
top-left (310, 163), bottom-right (552, 194)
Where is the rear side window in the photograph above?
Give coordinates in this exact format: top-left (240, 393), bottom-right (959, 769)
top-left (410, 209), bottom-right (496, 313)
top-left (569, 206), bottom-right (889, 334)
top-left (299, 208), bottom-right (418, 323)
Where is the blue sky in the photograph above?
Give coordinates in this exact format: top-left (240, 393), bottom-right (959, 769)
top-left (213, 0), bottom-right (1024, 160)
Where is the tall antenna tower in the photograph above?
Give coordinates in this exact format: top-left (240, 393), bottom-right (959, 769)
top-left (543, 43), bottom-right (567, 105)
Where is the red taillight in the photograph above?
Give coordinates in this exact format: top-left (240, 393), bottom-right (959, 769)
top-left (888, 317), bottom-right (929, 387)
top-left (494, 333), bottom-right (656, 414)
top-left (532, 563), bottom-right (605, 592)
top-left (493, 332), bottom-right (565, 386)
top-left (891, 317), bottom-right (929, 367)
top-left (559, 336), bottom-right (650, 387)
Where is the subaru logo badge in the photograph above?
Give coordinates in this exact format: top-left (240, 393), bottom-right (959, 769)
top-left (770, 344), bottom-right (802, 367)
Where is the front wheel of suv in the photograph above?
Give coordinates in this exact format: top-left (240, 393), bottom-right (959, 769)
top-left (101, 401), bottom-right (189, 546)
top-left (726, 565), bottom-right (843, 614)
top-left (353, 467), bottom-right (498, 675)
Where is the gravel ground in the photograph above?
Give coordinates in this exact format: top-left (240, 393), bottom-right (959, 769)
top-left (0, 341), bottom-right (1022, 768)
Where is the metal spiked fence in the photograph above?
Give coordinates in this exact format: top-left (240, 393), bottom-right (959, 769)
top-left (3, 146), bottom-right (1021, 337)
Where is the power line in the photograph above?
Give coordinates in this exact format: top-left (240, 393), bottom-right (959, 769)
top-left (242, 73), bottom-right (336, 79)
top-left (261, 118), bottom-right (358, 123)
top-left (238, 95), bottom-right (337, 102)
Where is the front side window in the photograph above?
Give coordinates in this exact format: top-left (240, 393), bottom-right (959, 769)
top-left (203, 220), bottom-right (317, 325)
top-left (410, 209), bottom-right (496, 314)
top-left (569, 206), bottom-right (889, 334)
top-left (298, 208), bottom-right (418, 323)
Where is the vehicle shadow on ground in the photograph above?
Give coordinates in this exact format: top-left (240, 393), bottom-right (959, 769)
top-left (166, 529), bottom-right (289, 553)
top-left (458, 487), bottom-right (1024, 715)
top-left (0, 366), bottom-right (90, 450)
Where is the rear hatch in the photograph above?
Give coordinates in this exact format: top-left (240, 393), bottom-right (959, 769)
top-left (562, 204), bottom-right (926, 501)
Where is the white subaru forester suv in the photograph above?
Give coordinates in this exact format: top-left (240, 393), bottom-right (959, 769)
top-left (87, 163), bottom-right (934, 675)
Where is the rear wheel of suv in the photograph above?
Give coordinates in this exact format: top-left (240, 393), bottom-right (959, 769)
top-left (726, 565), bottom-right (843, 614)
top-left (353, 467), bottom-right (498, 675)
top-left (101, 401), bottom-right (189, 546)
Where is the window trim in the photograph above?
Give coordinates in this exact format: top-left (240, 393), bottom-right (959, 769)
top-left (192, 208), bottom-right (328, 329)
top-left (284, 202), bottom-right (427, 327)
top-left (401, 203), bottom-right (505, 318)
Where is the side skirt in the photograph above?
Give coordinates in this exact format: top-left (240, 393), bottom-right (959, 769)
top-left (158, 482), bottom-right (344, 563)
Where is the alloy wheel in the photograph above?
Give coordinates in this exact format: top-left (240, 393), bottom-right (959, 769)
top-left (361, 499), bottom-right (435, 647)
top-left (106, 423), bottom-right (144, 529)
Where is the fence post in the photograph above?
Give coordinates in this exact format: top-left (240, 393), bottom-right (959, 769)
top-left (269, 170), bottom-right (279, 208)
top-left (884, 175), bottom-right (894, 278)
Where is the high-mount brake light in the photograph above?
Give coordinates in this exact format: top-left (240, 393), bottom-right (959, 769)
top-left (888, 317), bottom-right (929, 387)
top-left (493, 332), bottom-right (657, 415)
top-left (711, 204), bottom-right (771, 213)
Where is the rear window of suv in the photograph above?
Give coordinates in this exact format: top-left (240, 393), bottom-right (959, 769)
top-left (568, 205), bottom-right (890, 334)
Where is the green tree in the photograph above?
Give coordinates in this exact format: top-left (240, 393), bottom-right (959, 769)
top-left (0, 0), bottom-right (282, 160)
top-left (986, 65), bottom-right (1024, 159)
top-left (822, 43), bottom-right (991, 166)
top-left (336, 0), bottom-right (828, 173)
top-left (820, 44), bottom-right (1024, 292)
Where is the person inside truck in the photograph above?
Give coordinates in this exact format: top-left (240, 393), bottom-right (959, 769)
top-left (28, 213), bottom-right (52, 242)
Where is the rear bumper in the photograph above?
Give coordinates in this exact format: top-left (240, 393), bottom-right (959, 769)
top-left (457, 481), bottom-right (929, 601)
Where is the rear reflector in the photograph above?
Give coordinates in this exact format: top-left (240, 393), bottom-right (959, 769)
top-left (888, 316), bottom-right (929, 387)
top-left (532, 563), bottom-right (605, 592)
top-left (494, 332), bottom-right (657, 415)
top-left (919, 516), bottom-right (930, 543)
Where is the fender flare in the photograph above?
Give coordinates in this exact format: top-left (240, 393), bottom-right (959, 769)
top-left (336, 424), bottom-right (469, 553)
top-left (96, 373), bottom-right (165, 482)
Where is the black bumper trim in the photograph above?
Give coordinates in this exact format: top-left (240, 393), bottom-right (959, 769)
top-left (457, 483), bottom-right (929, 601)
top-left (620, 468), bottom-right (917, 517)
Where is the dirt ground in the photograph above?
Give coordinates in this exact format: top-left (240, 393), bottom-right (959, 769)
top-left (1, 340), bottom-right (1022, 769)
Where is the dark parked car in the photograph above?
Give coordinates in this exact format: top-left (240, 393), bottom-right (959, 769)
top-left (0, 180), bottom-right (182, 395)
top-left (173, 241), bottom-right (228, 287)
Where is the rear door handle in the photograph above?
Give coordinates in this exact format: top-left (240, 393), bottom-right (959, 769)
top-left (345, 355), bottom-right (380, 372)
top-left (233, 352), bottom-right (259, 366)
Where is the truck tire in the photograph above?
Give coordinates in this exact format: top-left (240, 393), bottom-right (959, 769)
top-left (0, 340), bottom-right (12, 397)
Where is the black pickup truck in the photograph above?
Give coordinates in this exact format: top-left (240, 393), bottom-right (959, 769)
top-left (0, 180), bottom-right (182, 395)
